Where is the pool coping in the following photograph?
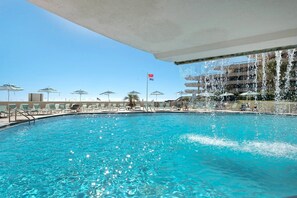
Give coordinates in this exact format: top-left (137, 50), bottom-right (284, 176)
top-left (1, 110), bottom-right (296, 130)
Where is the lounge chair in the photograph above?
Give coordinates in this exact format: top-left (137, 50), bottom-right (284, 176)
top-left (164, 102), bottom-right (172, 111)
top-left (118, 103), bottom-right (126, 111)
top-left (111, 103), bottom-right (118, 111)
top-left (147, 102), bottom-right (155, 112)
top-left (64, 103), bottom-right (72, 113)
top-left (32, 104), bottom-right (42, 114)
top-left (8, 104), bottom-right (17, 111)
top-left (81, 104), bottom-right (87, 112)
top-left (134, 103), bottom-right (142, 111)
top-left (70, 104), bottom-right (80, 112)
top-left (44, 104), bottom-right (59, 114)
top-left (0, 105), bottom-right (8, 117)
top-left (86, 104), bottom-right (95, 112)
top-left (57, 104), bottom-right (67, 113)
top-left (19, 104), bottom-right (31, 113)
top-left (92, 103), bottom-right (100, 112)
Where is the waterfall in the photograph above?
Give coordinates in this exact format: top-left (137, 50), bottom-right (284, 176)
top-left (204, 61), bottom-right (209, 92)
top-left (284, 49), bottom-right (296, 96)
top-left (261, 53), bottom-right (267, 99)
top-left (253, 54), bottom-right (258, 101)
top-left (246, 55), bottom-right (251, 90)
top-left (220, 59), bottom-right (224, 91)
top-left (275, 51), bottom-right (282, 102)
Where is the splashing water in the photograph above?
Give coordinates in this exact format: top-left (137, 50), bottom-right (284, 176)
top-left (183, 134), bottom-right (297, 159)
top-left (253, 54), bottom-right (258, 101)
top-left (261, 53), bottom-right (267, 99)
top-left (220, 59), bottom-right (224, 91)
top-left (284, 49), bottom-right (296, 95)
top-left (246, 55), bottom-right (251, 90)
top-left (274, 51), bottom-right (282, 102)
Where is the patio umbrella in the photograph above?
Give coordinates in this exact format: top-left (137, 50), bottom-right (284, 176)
top-left (219, 92), bottom-right (234, 97)
top-left (176, 91), bottom-right (185, 96)
top-left (239, 91), bottom-right (260, 97)
top-left (38, 87), bottom-right (58, 101)
top-left (72, 89), bottom-right (88, 101)
top-left (240, 91), bottom-right (260, 103)
top-left (128, 90), bottom-right (140, 95)
top-left (198, 92), bottom-right (215, 97)
top-left (150, 91), bottom-right (164, 101)
top-left (100, 90), bottom-right (115, 101)
top-left (0, 84), bottom-right (23, 102)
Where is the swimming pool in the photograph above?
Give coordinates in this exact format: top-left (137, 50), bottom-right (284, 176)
top-left (0, 113), bottom-right (297, 197)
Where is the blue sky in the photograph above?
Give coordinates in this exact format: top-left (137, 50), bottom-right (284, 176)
top-left (0, 0), bottom-right (187, 102)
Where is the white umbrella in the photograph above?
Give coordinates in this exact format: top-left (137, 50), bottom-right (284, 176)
top-left (240, 91), bottom-right (260, 97)
top-left (100, 90), bottom-right (115, 101)
top-left (219, 92), bottom-right (234, 97)
top-left (38, 87), bottom-right (58, 101)
top-left (176, 91), bottom-right (185, 96)
top-left (150, 91), bottom-right (164, 101)
top-left (128, 90), bottom-right (140, 95)
top-left (72, 89), bottom-right (88, 101)
top-left (198, 92), bottom-right (215, 97)
top-left (0, 84), bottom-right (23, 102)
top-left (240, 91), bottom-right (260, 103)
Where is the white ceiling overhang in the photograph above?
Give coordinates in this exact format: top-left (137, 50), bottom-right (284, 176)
top-left (29, 0), bottom-right (297, 64)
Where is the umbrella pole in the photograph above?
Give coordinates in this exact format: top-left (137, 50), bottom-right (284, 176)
top-left (108, 94), bottom-right (110, 102)
top-left (80, 94), bottom-right (82, 102)
top-left (146, 73), bottom-right (148, 111)
top-left (47, 92), bottom-right (49, 102)
top-left (156, 95), bottom-right (157, 102)
top-left (7, 90), bottom-right (10, 122)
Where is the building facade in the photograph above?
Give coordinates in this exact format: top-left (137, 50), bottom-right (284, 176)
top-left (184, 50), bottom-right (297, 99)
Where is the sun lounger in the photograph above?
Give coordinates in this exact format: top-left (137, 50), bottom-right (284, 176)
top-left (118, 103), bottom-right (126, 111)
top-left (44, 104), bottom-right (59, 114)
top-left (134, 103), bottom-right (142, 111)
top-left (164, 102), bottom-right (172, 111)
top-left (32, 104), bottom-right (42, 114)
top-left (70, 104), bottom-right (80, 112)
top-left (111, 103), bottom-right (118, 111)
top-left (19, 104), bottom-right (31, 113)
top-left (8, 104), bottom-right (17, 111)
top-left (0, 105), bottom-right (8, 117)
top-left (100, 103), bottom-right (108, 111)
top-left (91, 103), bottom-right (100, 112)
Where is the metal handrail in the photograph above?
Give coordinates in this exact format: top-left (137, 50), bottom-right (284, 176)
top-left (14, 109), bottom-right (36, 125)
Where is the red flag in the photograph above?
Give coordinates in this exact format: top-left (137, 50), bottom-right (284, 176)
top-left (148, 73), bottom-right (154, 80)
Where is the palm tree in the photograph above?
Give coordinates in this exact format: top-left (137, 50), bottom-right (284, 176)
top-left (124, 94), bottom-right (139, 108)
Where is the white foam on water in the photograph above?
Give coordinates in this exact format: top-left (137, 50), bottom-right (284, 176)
top-left (241, 141), bottom-right (297, 158)
top-left (183, 134), bottom-right (238, 148)
top-left (183, 134), bottom-right (297, 159)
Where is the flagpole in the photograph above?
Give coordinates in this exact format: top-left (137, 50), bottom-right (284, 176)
top-left (146, 73), bottom-right (148, 112)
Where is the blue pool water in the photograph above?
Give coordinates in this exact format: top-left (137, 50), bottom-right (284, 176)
top-left (0, 113), bottom-right (297, 197)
